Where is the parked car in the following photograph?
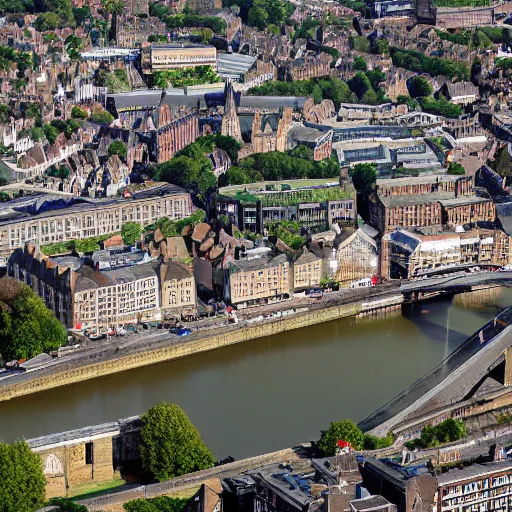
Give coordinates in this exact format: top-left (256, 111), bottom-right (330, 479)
top-left (171, 327), bottom-right (191, 337)
top-left (306, 288), bottom-right (324, 299)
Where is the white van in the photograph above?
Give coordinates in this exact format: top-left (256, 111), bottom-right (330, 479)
top-left (350, 278), bottom-right (372, 288)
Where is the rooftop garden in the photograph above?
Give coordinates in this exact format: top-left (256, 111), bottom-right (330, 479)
top-left (258, 186), bottom-right (354, 207)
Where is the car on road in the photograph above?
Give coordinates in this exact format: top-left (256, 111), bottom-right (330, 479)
top-left (170, 327), bottom-right (191, 336)
top-left (350, 278), bottom-right (372, 288)
top-left (306, 288), bottom-right (324, 299)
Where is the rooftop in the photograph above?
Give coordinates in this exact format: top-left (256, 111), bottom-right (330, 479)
top-left (437, 460), bottom-right (512, 486)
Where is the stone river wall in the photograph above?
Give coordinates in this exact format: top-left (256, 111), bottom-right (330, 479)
top-left (0, 295), bottom-right (395, 402)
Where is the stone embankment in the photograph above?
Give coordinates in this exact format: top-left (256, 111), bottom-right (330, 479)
top-left (0, 286), bottom-right (403, 403)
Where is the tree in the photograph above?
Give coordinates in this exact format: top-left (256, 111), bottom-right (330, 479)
top-left (225, 166), bottom-right (250, 185)
top-left (0, 278), bottom-right (66, 360)
top-left (408, 76), bottom-right (433, 98)
top-left (349, 72), bottom-right (372, 99)
top-left (350, 163), bottom-right (377, 195)
top-left (43, 124), bottom-right (59, 145)
top-left (71, 106), bottom-right (88, 119)
top-left (64, 119), bottom-right (80, 139)
top-left (139, 402), bottom-right (215, 481)
top-left (90, 110), bottom-right (114, 124)
top-left (353, 56), bottom-right (367, 71)
top-left (247, 5), bottom-right (268, 30)
top-left (447, 162), bottom-right (465, 175)
top-left (312, 84), bottom-right (323, 104)
top-left (34, 12), bottom-right (62, 30)
top-left (121, 222), bottom-right (142, 246)
top-left (124, 496), bottom-right (188, 512)
top-left (0, 440), bottom-right (46, 512)
top-left (108, 140), bottom-right (127, 159)
top-left (494, 146), bottom-right (512, 178)
top-left (318, 420), bottom-right (365, 455)
top-left (48, 497), bottom-right (88, 512)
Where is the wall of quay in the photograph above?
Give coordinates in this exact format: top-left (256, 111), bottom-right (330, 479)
top-left (0, 297), bottom-right (379, 402)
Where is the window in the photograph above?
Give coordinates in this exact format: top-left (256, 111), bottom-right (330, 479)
top-left (85, 442), bottom-right (94, 465)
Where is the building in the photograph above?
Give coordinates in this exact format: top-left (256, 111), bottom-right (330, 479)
top-left (441, 81), bottom-right (479, 105)
top-left (368, 176), bottom-right (495, 234)
top-left (251, 107), bottom-right (292, 154)
top-left (381, 228), bottom-right (512, 279)
top-left (9, 242), bottom-right (197, 330)
top-left (436, 5), bottom-right (494, 28)
top-left (337, 103), bottom-right (408, 123)
top-left (141, 44), bottom-right (217, 74)
top-left (112, 99), bottom-right (200, 163)
top-left (159, 260), bottom-right (196, 314)
top-left (0, 184), bottom-right (192, 257)
top-left (287, 126), bottom-right (333, 161)
top-left (292, 248), bottom-right (322, 291)
top-left (361, 457), bottom-right (512, 512)
top-left (27, 417), bottom-right (141, 499)
top-left (217, 184), bottom-right (357, 234)
top-left (335, 226), bottom-right (379, 285)
top-left (224, 254), bottom-right (290, 307)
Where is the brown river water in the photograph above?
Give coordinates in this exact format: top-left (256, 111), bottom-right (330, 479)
top-left (0, 288), bottom-right (509, 459)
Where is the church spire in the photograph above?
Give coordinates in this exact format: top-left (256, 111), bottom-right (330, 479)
top-left (221, 79), bottom-right (242, 143)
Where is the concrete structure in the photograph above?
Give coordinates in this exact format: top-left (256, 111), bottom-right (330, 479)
top-left (0, 184), bottom-right (192, 257)
top-left (141, 44), bottom-right (217, 74)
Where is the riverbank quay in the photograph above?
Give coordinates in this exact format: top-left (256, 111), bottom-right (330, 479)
top-left (0, 284), bottom-right (404, 403)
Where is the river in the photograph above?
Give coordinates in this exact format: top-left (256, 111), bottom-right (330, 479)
top-left (0, 289), bottom-right (510, 460)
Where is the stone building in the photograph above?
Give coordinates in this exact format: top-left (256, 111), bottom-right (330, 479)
top-left (381, 228), bottom-right (512, 279)
top-left (251, 107), bottom-right (292, 154)
top-left (27, 417), bottom-right (141, 498)
top-left (0, 184), bottom-right (192, 257)
top-left (292, 248), bottom-right (322, 291)
top-left (368, 175), bottom-right (495, 234)
top-left (436, 6), bottom-right (494, 28)
top-left (287, 125), bottom-right (333, 161)
top-left (385, 69), bottom-right (409, 102)
top-left (159, 260), bottom-right (197, 315)
top-left (112, 99), bottom-right (199, 163)
top-left (441, 81), bottom-right (479, 105)
top-left (280, 53), bottom-right (333, 82)
top-left (337, 103), bottom-right (408, 123)
top-left (116, 15), bottom-right (167, 47)
top-left (141, 44), bottom-right (217, 74)
top-left (224, 254), bottom-right (290, 307)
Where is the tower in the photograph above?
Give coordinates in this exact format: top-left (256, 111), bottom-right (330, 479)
top-left (221, 80), bottom-right (242, 143)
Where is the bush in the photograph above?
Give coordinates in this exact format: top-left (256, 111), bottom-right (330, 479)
top-left (406, 418), bottom-right (466, 449)
top-left (419, 94), bottom-right (462, 118)
top-left (48, 497), bottom-right (88, 512)
top-left (139, 402), bottom-right (215, 481)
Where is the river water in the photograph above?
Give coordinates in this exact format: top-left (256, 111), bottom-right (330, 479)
top-left (0, 289), bottom-right (511, 459)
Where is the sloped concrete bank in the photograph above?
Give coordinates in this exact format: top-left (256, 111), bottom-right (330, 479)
top-left (0, 291), bottom-right (403, 403)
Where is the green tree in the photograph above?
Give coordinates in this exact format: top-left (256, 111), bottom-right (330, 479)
top-left (121, 222), bottom-right (142, 246)
top-left (312, 83), bottom-right (323, 104)
top-left (225, 166), bottom-right (250, 185)
top-left (350, 35), bottom-right (370, 52)
top-left (124, 496), bottom-right (188, 512)
top-left (43, 124), bottom-right (59, 145)
top-left (447, 162), bottom-right (465, 175)
top-left (408, 76), bottom-right (433, 98)
top-left (64, 119), bottom-right (80, 138)
top-left (71, 106), bottom-right (88, 119)
top-left (139, 402), bottom-right (215, 481)
top-left (350, 163), bottom-right (377, 195)
top-left (318, 419), bottom-right (365, 455)
top-left (0, 440), bottom-right (46, 512)
top-left (108, 140), bottom-right (127, 158)
top-left (493, 146), bottom-right (512, 178)
top-left (247, 5), bottom-right (268, 30)
top-left (353, 56), bottom-right (367, 71)
top-left (34, 12), bottom-right (62, 30)
top-left (90, 111), bottom-right (114, 124)
top-left (0, 278), bottom-right (66, 360)
top-left (24, 103), bottom-right (41, 120)
top-left (349, 72), bottom-right (371, 99)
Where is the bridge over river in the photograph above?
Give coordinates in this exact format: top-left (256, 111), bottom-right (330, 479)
top-left (359, 305), bottom-right (512, 438)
